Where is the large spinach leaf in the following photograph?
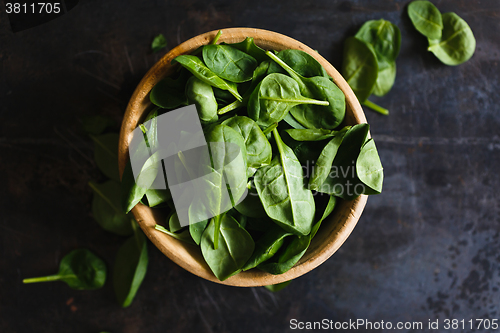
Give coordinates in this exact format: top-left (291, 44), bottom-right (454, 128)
top-left (200, 214), bottom-right (255, 281)
top-left (408, 0), bottom-right (443, 40)
top-left (254, 129), bottom-right (315, 236)
top-left (203, 44), bottom-right (258, 83)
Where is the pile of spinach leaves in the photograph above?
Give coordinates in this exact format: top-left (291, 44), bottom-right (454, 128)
top-left (124, 30), bottom-right (384, 283)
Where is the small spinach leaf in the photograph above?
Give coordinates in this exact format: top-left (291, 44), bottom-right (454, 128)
top-left (186, 76), bottom-right (218, 122)
top-left (408, 1), bottom-right (443, 40)
top-left (427, 12), bottom-right (476, 66)
top-left (113, 229), bottom-right (148, 307)
top-left (23, 249), bottom-right (107, 290)
top-left (151, 34), bottom-right (167, 53)
top-left (356, 138), bottom-right (384, 194)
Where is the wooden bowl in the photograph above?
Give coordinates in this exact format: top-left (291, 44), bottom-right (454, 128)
top-left (118, 28), bottom-right (368, 287)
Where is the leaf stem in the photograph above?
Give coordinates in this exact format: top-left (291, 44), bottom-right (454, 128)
top-left (262, 123), bottom-right (278, 136)
top-left (218, 100), bottom-right (243, 115)
top-left (211, 30), bottom-right (223, 45)
top-left (23, 275), bottom-right (62, 283)
top-left (362, 100), bottom-right (389, 115)
top-left (213, 215), bottom-right (221, 250)
top-left (265, 51), bottom-right (301, 82)
top-left (154, 225), bottom-right (195, 245)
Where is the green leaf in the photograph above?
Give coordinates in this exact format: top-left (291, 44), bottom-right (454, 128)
top-left (91, 133), bottom-right (120, 181)
top-left (258, 234), bottom-right (311, 275)
top-left (172, 55), bottom-right (243, 101)
top-left (226, 37), bottom-right (268, 63)
top-left (372, 62), bottom-right (396, 97)
top-left (151, 34), bottom-right (167, 53)
top-left (234, 180), bottom-right (267, 218)
top-left (222, 116), bottom-right (272, 168)
top-left (23, 249), bottom-right (107, 290)
top-left (308, 132), bottom-right (346, 191)
top-left (427, 12), bottom-right (476, 66)
top-left (408, 1), bottom-right (443, 40)
top-left (273, 49), bottom-right (329, 78)
top-left (355, 19), bottom-right (401, 64)
top-left (203, 44), bottom-right (258, 83)
top-left (254, 129), bottom-right (315, 236)
top-left (285, 127), bottom-right (349, 142)
top-left (242, 226), bottom-right (292, 270)
top-left (247, 73), bottom-right (329, 128)
top-left (113, 229), bottom-right (148, 307)
top-left (356, 138), bottom-right (384, 194)
top-left (150, 70), bottom-right (189, 109)
top-left (186, 76), bottom-right (218, 122)
top-left (89, 180), bottom-right (134, 236)
top-left (266, 51), bottom-right (345, 130)
top-left (200, 214), bottom-right (255, 281)
top-left (264, 280), bottom-right (292, 292)
top-left (341, 37), bottom-right (378, 103)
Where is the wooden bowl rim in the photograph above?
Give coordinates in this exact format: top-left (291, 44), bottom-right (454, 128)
top-left (118, 28), bottom-right (367, 287)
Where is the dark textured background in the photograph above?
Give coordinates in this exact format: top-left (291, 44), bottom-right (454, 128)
top-left (1, 0), bottom-right (499, 332)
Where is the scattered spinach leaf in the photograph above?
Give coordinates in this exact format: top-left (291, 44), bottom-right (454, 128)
top-left (152, 34), bottom-right (167, 53)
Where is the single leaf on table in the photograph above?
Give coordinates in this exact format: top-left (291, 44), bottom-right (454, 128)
top-left (226, 37), bottom-right (268, 63)
top-left (247, 73), bottom-right (329, 128)
top-left (150, 70), bottom-right (190, 109)
top-left (23, 249), bottom-right (107, 290)
top-left (266, 51), bottom-right (345, 130)
top-left (254, 128), bottom-right (315, 236)
top-left (242, 226), bottom-right (292, 271)
top-left (222, 116), bottom-right (272, 168)
top-left (172, 55), bottom-right (242, 101)
top-left (408, 0), bottom-right (443, 40)
top-left (113, 228), bottom-right (148, 308)
top-left (341, 37), bottom-right (378, 103)
top-left (185, 76), bottom-right (218, 122)
top-left (200, 214), bottom-right (255, 281)
top-left (356, 138), bottom-right (384, 194)
top-left (151, 33), bottom-right (167, 53)
top-left (355, 19), bottom-right (401, 65)
top-left (91, 133), bottom-right (120, 181)
top-left (264, 280), bottom-right (292, 292)
top-left (427, 12), bottom-right (476, 66)
top-left (89, 180), bottom-right (134, 236)
top-left (81, 115), bottom-right (115, 135)
top-left (203, 44), bottom-right (258, 83)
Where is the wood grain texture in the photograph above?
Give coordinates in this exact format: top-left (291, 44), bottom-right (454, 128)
top-left (118, 28), bottom-right (368, 286)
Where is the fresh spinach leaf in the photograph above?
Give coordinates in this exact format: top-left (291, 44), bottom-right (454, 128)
top-left (274, 49), bottom-right (329, 78)
top-left (234, 180), bottom-right (267, 218)
top-left (222, 116), bottom-right (272, 168)
top-left (186, 76), bottom-right (218, 122)
top-left (427, 12), bottom-right (476, 66)
top-left (23, 249), bottom-right (107, 290)
top-left (356, 138), bottom-right (384, 194)
top-left (89, 180), bottom-right (134, 236)
top-left (150, 70), bottom-right (189, 109)
top-left (172, 55), bottom-right (243, 101)
top-left (200, 214), bottom-right (255, 281)
top-left (155, 224), bottom-right (196, 245)
top-left (408, 0), bottom-right (443, 40)
top-left (285, 127), bottom-right (349, 142)
top-left (151, 33), bottom-right (167, 53)
top-left (242, 226), bottom-right (292, 270)
top-left (247, 73), bottom-right (329, 128)
top-left (266, 51), bottom-right (345, 129)
top-left (203, 44), bottom-right (258, 83)
top-left (113, 228), bottom-right (148, 307)
top-left (226, 37), bottom-right (268, 63)
top-left (254, 129), bottom-right (315, 236)
top-left (145, 188), bottom-right (171, 208)
top-left (91, 133), bottom-right (120, 181)
top-left (341, 37), bottom-right (378, 103)
top-left (308, 133), bottom-right (346, 191)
